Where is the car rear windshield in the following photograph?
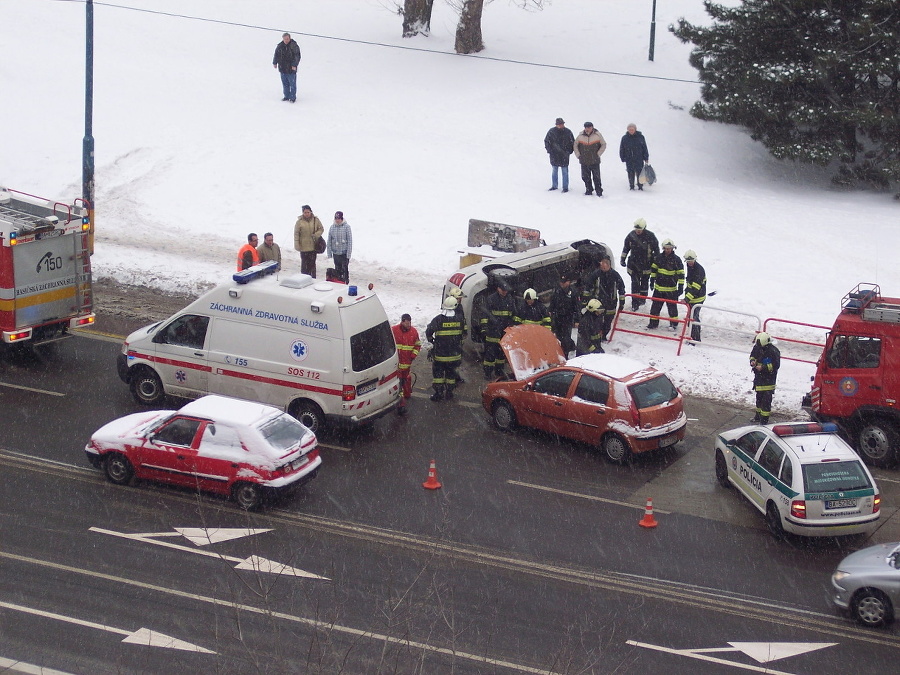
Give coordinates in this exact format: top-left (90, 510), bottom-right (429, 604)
top-left (802, 461), bottom-right (872, 493)
top-left (628, 375), bottom-right (678, 409)
top-left (258, 415), bottom-right (307, 451)
top-left (350, 320), bottom-right (396, 372)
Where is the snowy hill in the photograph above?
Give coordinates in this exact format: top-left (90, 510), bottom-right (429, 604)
top-left (1, 0), bottom-right (897, 415)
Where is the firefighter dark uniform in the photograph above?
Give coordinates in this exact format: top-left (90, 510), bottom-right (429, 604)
top-left (549, 276), bottom-right (579, 355)
top-left (480, 285), bottom-right (517, 379)
top-left (426, 300), bottom-right (464, 401)
top-left (582, 260), bottom-right (625, 340)
top-left (750, 334), bottom-right (780, 423)
top-left (647, 241), bottom-right (684, 330)
top-left (683, 251), bottom-right (707, 342)
top-left (620, 219), bottom-right (659, 310)
top-left (514, 290), bottom-right (551, 328)
top-left (576, 301), bottom-right (606, 355)
top-left (391, 316), bottom-right (421, 414)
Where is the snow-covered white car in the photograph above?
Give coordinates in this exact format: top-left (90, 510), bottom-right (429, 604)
top-left (85, 395), bottom-right (321, 509)
top-left (715, 421), bottom-right (880, 538)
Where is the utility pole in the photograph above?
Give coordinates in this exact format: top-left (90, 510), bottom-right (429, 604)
top-left (648, 0), bottom-right (657, 62)
top-left (83, 0), bottom-right (95, 253)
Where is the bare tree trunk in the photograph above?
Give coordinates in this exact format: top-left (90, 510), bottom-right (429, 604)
top-left (402, 0), bottom-right (435, 37)
top-left (454, 0), bottom-right (484, 54)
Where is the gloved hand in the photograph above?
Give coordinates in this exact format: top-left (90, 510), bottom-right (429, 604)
top-left (619, 257), bottom-right (626, 267)
top-left (427, 349), bottom-right (434, 362)
top-left (618, 301), bottom-right (625, 312)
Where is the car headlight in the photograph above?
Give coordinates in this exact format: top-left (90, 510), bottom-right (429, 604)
top-left (832, 570), bottom-right (851, 588)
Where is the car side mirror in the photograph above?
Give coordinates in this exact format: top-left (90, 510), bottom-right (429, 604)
top-left (523, 383), bottom-right (532, 391)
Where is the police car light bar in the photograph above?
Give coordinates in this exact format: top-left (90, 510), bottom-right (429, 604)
top-left (772, 422), bottom-right (839, 437)
top-left (232, 260), bottom-right (279, 284)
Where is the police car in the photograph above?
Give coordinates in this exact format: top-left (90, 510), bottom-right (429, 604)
top-left (714, 422), bottom-right (881, 538)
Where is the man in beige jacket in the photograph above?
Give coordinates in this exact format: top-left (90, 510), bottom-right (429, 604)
top-left (573, 122), bottom-right (607, 197)
top-left (293, 204), bottom-right (324, 278)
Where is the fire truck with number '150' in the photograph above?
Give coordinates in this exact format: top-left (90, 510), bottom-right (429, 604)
top-left (0, 186), bottom-right (95, 345)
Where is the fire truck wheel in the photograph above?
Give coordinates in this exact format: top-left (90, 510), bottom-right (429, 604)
top-left (104, 453), bottom-right (134, 486)
top-left (130, 368), bottom-right (164, 405)
top-left (289, 400), bottom-right (324, 434)
top-left (856, 419), bottom-right (900, 468)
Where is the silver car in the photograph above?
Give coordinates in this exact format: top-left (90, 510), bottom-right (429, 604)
top-left (831, 542), bottom-right (900, 627)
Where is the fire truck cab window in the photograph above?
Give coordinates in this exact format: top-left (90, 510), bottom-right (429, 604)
top-left (826, 335), bottom-right (881, 369)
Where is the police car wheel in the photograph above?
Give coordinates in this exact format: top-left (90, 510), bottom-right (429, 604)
top-left (715, 451), bottom-right (730, 488)
top-left (852, 589), bottom-right (894, 628)
top-left (290, 400), bottom-right (325, 434)
top-left (104, 453), bottom-right (134, 486)
top-left (856, 419), bottom-right (900, 469)
top-left (765, 502), bottom-right (786, 540)
top-left (130, 368), bottom-right (164, 405)
top-left (232, 482), bottom-right (262, 510)
top-left (492, 400), bottom-right (517, 432)
top-left (603, 434), bottom-right (631, 465)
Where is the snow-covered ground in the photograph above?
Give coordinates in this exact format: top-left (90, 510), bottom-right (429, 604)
top-left (2, 0), bottom-right (897, 415)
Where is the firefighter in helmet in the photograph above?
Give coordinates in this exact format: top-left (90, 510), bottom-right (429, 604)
top-left (426, 297), bottom-right (464, 401)
top-left (750, 332), bottom-right (780, 424)
top-left (514, 288), bottom-right (551, 327)
top-left (480, 279), bottom-right (517, 380)
top-left (577, 299), bottom-right (606, 355)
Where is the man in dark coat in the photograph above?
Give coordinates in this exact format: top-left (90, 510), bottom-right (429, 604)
top-left (426, 297), bottom-right (464, 401)
top-left (683, 250), bottom-right (707, 342)
top-left (544, 118), bottom-right (575, 192)
top-left (619, 123), bottom-right (649, 191)
top-left (548, 274), bottom-right (579, 356)
top-left (480, 281), bottom-right (517, 380)
top-left (577, 300), bottom-right (605, 355)
top-left (620, 218), bottom-right (660, 310)
top-left (272, 32), bottom-right (301, 103)
top-left (750, 332), bottom-right (780, 424)
top-left (646, 239), bottom-right (684, 330)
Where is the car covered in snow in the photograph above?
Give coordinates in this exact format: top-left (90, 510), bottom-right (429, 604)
top-left (84, 395), bottom-right (321, 509)
top-left (715, 421), bottom-right (880, 539)
top-left (831, 541), bottom-right (900, 628)
top-left (481, 325), bottom-right (687, 463)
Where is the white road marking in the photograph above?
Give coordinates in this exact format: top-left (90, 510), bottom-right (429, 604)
top-left (2, 551), bottom-right (556, 675)
top-left (0, 381), bottom-right (65, 397)
top-left (175, 527), bottom-right (272, 546)
top-left (318, 442), bottom-right (351, 452)
top-left (508, 479), bottom-right (672, 514)
top-left (627, 640), bottom-right (797, 674)
top-left (89, 527), bottom-right (328, 580)
top-left (727, 642), bottom-right (837, 663)
top-left (0, 601), bottom-right (214, 654)
top-left (0, 656), bottom-right (76, 675)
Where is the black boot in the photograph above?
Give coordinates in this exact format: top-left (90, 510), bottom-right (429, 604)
top-left (430, 386), bottom-right (444, 402)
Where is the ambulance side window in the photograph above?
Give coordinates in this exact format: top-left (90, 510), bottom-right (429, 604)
top-left (155, 315), bottom-right (210, 350)
top-left (758, 440), bottom-right (785, 478)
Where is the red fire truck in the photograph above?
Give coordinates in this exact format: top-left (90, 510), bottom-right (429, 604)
top-left (0, 187), bottom-right (94, 345)
top-left (804, 284), bottom-right (900, 467)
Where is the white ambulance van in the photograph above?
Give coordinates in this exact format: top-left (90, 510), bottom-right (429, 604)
top-left (117, 262), bottom-right (400, 433)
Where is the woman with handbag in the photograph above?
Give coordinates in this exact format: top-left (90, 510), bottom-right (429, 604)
top-left (619, 123), bottom-right (650, 191)
top-left (326, 211), bottom-right (353, 284)
top-left (293, 204), bottom-right (325, 278)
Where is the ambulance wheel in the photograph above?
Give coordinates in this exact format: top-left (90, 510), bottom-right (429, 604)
top-left (232, 482), bottom-right (262, 510)
top-left (766, 502), bottom-right (786, 540)
top-left (290, 400), bottom-right (325, 434)
top-left (851, 588), bottom-right (894, 628)
top-left (491, 400), bottom-right (517, 431)
top-left (130, 367), bottom-right (164, 405)
top-left (603, 433), bottom-right (632, 465)
top-left (104, 453), bottom-right (134, 486)
top-left (856, 419), bottom-right (900, 468)
top-left (715, 451), bottom-right (730, 488)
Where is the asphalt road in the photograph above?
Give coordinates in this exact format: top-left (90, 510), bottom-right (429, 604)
top-left (1, 333), bottom-right (900, 674)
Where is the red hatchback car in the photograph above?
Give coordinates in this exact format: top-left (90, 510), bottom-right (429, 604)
top-left (482, 326), bottom-right (686, 463)
top-left (85, 395), bottom-right (321, 509)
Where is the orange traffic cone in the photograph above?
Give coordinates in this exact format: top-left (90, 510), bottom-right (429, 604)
top-left (638, 497), bottom-right (658, 528)
top-left (422, 459), bottom-right (442, 490)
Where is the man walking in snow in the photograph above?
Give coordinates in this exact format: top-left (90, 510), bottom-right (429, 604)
top-left (619, 123), bottom-right (650, 191)
top-left (573, 122), bottom-right (607, 196)
top-left (272, 32), bottom-right (301, 103)
top-left (544, 117), bottom-right (575, 192)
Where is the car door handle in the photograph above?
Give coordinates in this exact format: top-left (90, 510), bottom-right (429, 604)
top-left (554, 400), bottom-right (563, 406)
top-left (596, 409), bottom-right (606, 414)
top-left (177, 455), bottom-right (185, 460)
top-left (870, 384), bottom-right (881, 390)
top-left (194, 351), bottom-right (204, 357)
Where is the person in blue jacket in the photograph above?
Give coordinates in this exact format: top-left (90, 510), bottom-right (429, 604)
top-left (619, 123), bottom-right (649, 191)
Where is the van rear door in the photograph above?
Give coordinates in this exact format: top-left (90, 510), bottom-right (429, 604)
top-left (344, 318), bottom-right (399, 419)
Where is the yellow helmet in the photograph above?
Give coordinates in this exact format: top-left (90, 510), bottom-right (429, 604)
top-left (442, 296), bottom-right (458, 310)
top-left (586, 299), bottom-right (602, 312)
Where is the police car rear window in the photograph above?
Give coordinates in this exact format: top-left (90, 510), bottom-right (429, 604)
top-left (802, 461), bottom-right (871, 493)
top-left (628, 375), bottom-right (678, 409)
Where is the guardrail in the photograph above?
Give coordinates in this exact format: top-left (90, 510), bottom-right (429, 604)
top-left (761, 318), bottom-right (828, 365)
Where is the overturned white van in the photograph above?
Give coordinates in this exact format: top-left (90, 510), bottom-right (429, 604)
top-left (117, 262), bottom-right (400, 433)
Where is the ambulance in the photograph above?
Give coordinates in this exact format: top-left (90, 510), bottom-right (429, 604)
top-left (117, 262), bottom-right (400, 432)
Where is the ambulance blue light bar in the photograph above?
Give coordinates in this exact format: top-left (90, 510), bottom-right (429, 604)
top-left (232, 260), bottom-right (279, 284)
top-left (772, 422), bottom-right (839, 437)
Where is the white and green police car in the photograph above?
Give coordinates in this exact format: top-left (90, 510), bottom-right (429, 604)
top-left (715, 422), bottom-right (881, 538)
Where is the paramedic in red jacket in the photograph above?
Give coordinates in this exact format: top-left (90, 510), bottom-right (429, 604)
top-left (391, 313), bottom-right (421, 415)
